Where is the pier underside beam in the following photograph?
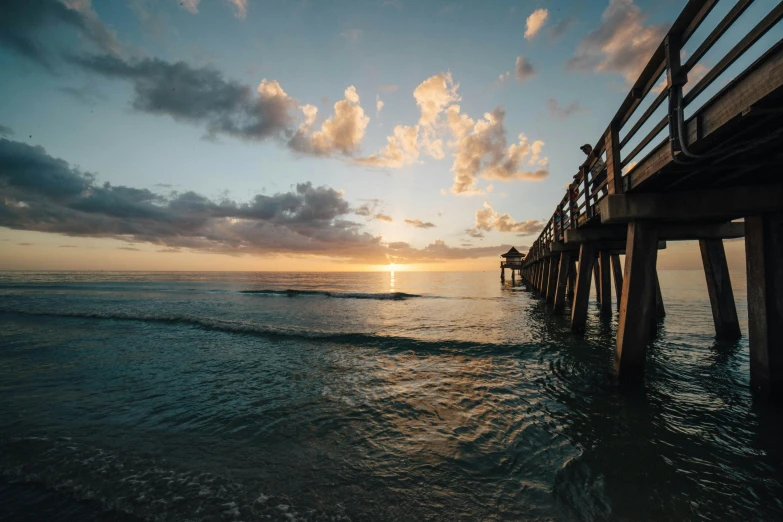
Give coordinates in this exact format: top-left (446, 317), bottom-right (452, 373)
top-left (745, 212), bottom-right (783, 400)
top-left (700, 239), bottom-right (741, 338)
top-left (565, 222), bottom-right (745, 243)
top-left (554, 252), bottom-right (572, 314)
top-left (593, 263), bottom-right (601, 304)
top-left (571, 243), bottom-right (596, 333)
top-left (597, 185), bottom-right (783, 224)
top-left (616, 221), bottom-right (660, 382)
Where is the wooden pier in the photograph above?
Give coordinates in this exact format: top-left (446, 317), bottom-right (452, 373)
top-left (518, 0), bottom-right (783, 400)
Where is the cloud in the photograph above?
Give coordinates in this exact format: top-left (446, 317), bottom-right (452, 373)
top-left (525, 8), bottom-right (548, 40)
top-left (0, 125), bottom-right (13, 137)
top-left (446, 105), bottom-right (548, 194)
top-left (378, 84), bottom-right (399, 93)
top-left (547, 98), bottom-right (585, 119)
top-left (549, 16), bottom-right (576, 39)
top-left (355, 125), bottom-right (419, 168)
top-left (514, 56), bottom-right (536, 83)
top-left (179, 0), bottom-right (200, 14)
top-left (0, 137), bottom-right (516, 264)
top-left (74, 54), bottom-right (299, 141)
top-left (567, 0), bottom-right (669, 83)
top-left (404, 218), bottom-right (436, 229)
top-left (178, 0), bottom-right (247, 18)
top-left (118, 246), bottom-right (140, 251)
top-left (59, 244), bottom-right (78, 248)
top-left (288, 86), bottom-right (370, 156)
top-left (468, 202), bottom-right (545, 236)
top-left (226, 0), bottom-right (247, 19)
top-left (414, 72), bottom-right (460, 159)
top-left (374, 213), bottom-right (393, 223)
top-left (18, 242), bottom-right (33, 246)
top-left (376, 95), bottom-right (384, 115)
top-left (0, 0), bottom-right (122, 67)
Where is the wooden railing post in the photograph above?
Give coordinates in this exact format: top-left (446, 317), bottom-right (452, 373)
top-left (582, 166), bottom-right (592, 218)
top-left (605, 123), bottom-right (624, 195)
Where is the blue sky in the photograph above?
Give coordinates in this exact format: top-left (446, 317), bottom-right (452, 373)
top-left (0, 0), bottom-right (779, 270)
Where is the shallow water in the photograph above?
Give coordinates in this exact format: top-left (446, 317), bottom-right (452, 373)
top-left (1, 270), bottom-right (782, 521)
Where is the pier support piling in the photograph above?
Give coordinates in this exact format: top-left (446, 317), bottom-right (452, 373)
top-left (615, 221), bottom-right (659, 382)
top-left (611, 254), bottom-right (623, 310)
top-left (571, 243), bottom-right (596, 333)
top-left (745, 213), bottom-right (783, 399)
top-left (699, 239), bottom-right (741, 338)
top-left (554, 252), bottom-right (572, 314)
top-left (546, 256), bottom-right (558, 304)
top-left (593, 263), bottom-right (601, 304)
top-left (599, 251), bottom-right (612, 317)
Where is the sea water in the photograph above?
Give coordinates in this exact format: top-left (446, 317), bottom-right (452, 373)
top-left (1, 270), bottom-right (782, 521)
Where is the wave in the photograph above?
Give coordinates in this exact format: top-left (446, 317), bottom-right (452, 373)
top-left (0, 309), bottom-right (519, 354)
top-left (239, 289), bottom-right (421, 300)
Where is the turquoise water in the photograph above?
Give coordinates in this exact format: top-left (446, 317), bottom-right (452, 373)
top-left (1, 270), bottom-right (782, 521)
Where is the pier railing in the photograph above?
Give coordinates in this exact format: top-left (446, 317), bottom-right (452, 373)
top-left (516, 0), bottom-right (783, 400)
top-left (525, 0), bottom-right (783, 264)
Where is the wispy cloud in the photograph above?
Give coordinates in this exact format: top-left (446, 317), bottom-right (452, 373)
top-left (547, 98), bottom-right (585, 120)
top-left (567, 0), bottom-right (669, 83)
top-left (525, 8), bottom-right (548, 40)
top-left (404, 219), bottom-right (436, 229)
top-left (514, 56), bottom-right (536, 83)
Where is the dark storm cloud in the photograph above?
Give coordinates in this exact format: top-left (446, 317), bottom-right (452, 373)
top-left (71, 54), bottom-right (296, 141)
top-left (0, 138), bottom-right (513, 263)
top-left (0, 125), bottom-right (13, 137)
top-left (0, 0), bottom-right (121, 67)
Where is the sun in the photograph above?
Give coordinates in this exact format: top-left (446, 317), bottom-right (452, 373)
top-left (389, 263), bottom-right (396, 271)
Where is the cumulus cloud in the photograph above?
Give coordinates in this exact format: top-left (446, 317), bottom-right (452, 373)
top-left (74, 54), bottom-right (299, 141)
top-left (525, 8), bottom-right (548, 40)
top-left (567, 0), bottom-right (669, 83)
top-left (0, 0), bottom-right (122, 67)
top-left (414, 72), bottom-right (460, 159)
top-left (468, 203), bottom-right (545, 237)
top-left (2, 139), bottom-right (511, 263)
top-left (547, 98), bottom-right (585, 119)
top-left (514, 56), bottom-right (536, 83)
top-left (376, 95), bottom-right (384, 115)
top-left (404, 218), bottom-right (436, 229)
top-left (446, 105), bottom-right (549, 194)
top-left (374, 213), bottom-right (393, 223)
top-left (288, 86), bottom-right (370, 156)
top-left (355, 125), bottom-right (419, 168)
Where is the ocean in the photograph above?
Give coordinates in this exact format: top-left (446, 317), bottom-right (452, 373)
top-left (1, 270), bottom-right (782, 521)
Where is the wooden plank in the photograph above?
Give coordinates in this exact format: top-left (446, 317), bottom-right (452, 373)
top-left (598, 185), bottom-right (783, 224)
top-left (553, 251), bottom-right (572, 314)
top-left (611, 254), bottom-right (623, 311)
top-left (565, 222), bottom-right (745, 243)
top-left (599, 251), bottom-right (612, 316)
top-left (627, 42), bottom-right (783, 192)
top-left (571, 243), bottom-right (596, 333)
top-left (745, 212), bottom-right (783, 399)
top-left (616, 221), bottom-right (660, 382)
top-left (700, 239), bottom-right (741, 338)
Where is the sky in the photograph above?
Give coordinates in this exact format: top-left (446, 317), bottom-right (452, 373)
top-left (0, 0), bottom-right (779, 271)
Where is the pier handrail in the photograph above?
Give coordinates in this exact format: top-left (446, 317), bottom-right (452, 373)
top-left (523, 0), bottom-right (783, 267)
